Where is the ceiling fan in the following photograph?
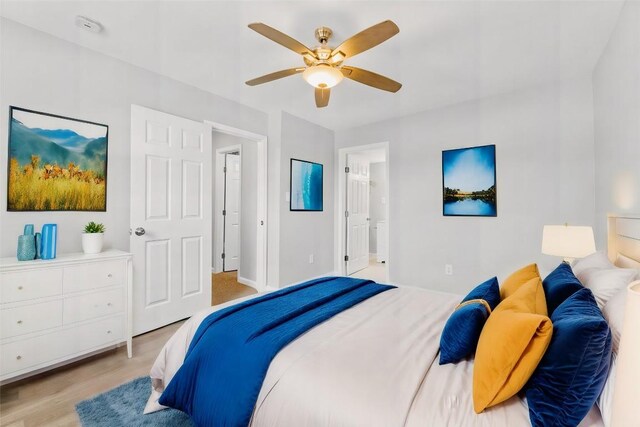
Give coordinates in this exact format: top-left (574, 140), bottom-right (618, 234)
top-left (245, 20), bottom-right (402, 108)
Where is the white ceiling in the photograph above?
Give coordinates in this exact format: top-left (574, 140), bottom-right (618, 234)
top-left (0, 1), bottom-right (624, 131)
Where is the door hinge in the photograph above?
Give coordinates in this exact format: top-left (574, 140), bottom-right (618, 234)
top-left (222, 210), bottom-right (226, 216)
top-left (221, 253), bottom-right (225, 259)
top-left (223, 166), bottom-right (227, 173)
top-left (345, 166), bottom-right (350, 173)
top-left (344, 255), bottom-right (349, 262)
top-left (345, 211), bottom-right (349, 218)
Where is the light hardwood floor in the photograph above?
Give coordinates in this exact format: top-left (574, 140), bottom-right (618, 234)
top-left (0, 320), bottom-right (184, 427)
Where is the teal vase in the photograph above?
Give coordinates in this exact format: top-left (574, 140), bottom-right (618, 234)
top-left (35, 232), bottom-right (42, 259)
top-left (17, 234), bottom-right (36, 261)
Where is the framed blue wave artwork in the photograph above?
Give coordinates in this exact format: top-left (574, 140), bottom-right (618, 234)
top-left (290, 158), bottom-right (323, 211)
top-left (442, 144), bottom-right (497, 217)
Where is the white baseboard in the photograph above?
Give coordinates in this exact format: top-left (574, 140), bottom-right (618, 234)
top-left (237, 276), bottom-right (258, 290)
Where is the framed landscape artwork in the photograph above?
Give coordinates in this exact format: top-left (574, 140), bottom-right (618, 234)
top-left (290, 158), bottom-right (323, 211)
top-left (7, 106), bottom-right (108, 211)
top-left (442, 144), bottom-right (497, 217)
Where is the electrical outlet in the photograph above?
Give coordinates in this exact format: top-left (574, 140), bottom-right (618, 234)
top-left (309, 254), bottom-right (314, 264)
top-left (445, 264), bottom-right (453, 275)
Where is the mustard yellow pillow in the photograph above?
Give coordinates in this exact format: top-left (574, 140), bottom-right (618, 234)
top-left (473, 278), bottom-right (553, 413)
top-left (500, 263), bottom-right (540, 300)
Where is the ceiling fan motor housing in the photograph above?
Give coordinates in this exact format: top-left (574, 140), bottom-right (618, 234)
top-left (315, 27), bottom-right (333, 44)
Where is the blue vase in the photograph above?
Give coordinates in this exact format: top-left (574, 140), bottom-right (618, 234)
top-left (41, 224), bottom-right (57, 260)
top-left (17, 234), bottom-right (36, 261)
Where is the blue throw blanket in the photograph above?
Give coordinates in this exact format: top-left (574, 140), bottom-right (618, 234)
top-left (159, 276), bottom-right (395, 427)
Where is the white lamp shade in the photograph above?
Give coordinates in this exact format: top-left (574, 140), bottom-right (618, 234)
top-left (541, 225), bottom-right (596, 258)
top-left (303, 65), bottom-right (343, 88)
top-left (612, 280), bottom-right (640, 427)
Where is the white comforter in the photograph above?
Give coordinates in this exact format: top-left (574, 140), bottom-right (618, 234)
top-left (145, 285), bottom-right (604, 426)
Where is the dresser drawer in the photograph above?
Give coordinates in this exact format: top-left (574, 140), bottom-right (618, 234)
top-left (63, 260), bottom-right (125, 293)
top-left (1, 315), bottom-right (124, 377)
top-left (1, 300), bottom-right (63, 339)
top-left (0, 269), bottom-right (63, 303)
top-left (64, 288), bottom-right (124, 324)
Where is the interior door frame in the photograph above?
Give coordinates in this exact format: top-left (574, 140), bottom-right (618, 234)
top-left (206, 121), bottom-right (267, 291)
top-left (335, 141), bottom-right (390, 281)
top-left (214, 145), bottom-right (242, 274)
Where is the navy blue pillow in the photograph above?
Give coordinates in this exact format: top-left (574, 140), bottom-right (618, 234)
top-left (543, 262), bottom-right (583, 315)
top-left (439, 277), bottom-right (500, 365)
top-left (525, 288), bottom-right (612, 427)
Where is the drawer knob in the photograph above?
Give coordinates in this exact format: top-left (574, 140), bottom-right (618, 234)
top-left (107, 302), bottom-right (112, 307)
top-left (17, 320), bottom-right (22, 324)
top-left (16, 355), bottom-right (22, 360)
top-left (18, 286), bottom-right (23, 290)
top-left (107, 330), bottom-right (112, 334)
top-left (107, 273), bottom-right (113, 278)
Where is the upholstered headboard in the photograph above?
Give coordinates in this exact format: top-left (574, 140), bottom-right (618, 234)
top-left (607, 213), bottom-right (640, 269)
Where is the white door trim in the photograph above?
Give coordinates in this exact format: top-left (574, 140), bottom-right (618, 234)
top-left (335, 142), bottom-right (390, 282)
top-left (214, 145), bottom-right (242, 274)
top-left (205, 121), bottom-right (267, 291)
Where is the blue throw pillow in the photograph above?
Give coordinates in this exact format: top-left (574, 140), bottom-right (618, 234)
top-left (525, 288), bottom-right (612, 427)
top-left (439, 277), bottom-right (500, 365)
top-left (543, 262), bottom-right (583, 315)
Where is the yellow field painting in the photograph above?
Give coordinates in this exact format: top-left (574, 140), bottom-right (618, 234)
top-left (8, 158), bottom-right (106, 211)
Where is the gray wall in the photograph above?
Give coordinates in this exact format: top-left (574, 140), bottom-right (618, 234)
top-left (0, 18), bottom-right (267, 257)
top-left (593, 1), bottom-right (640, 247)
top-left (335, 77), bottom-right (596, 295)
top-left (279, 112), bottom-right (335, 286)
top-left (369, 162), bottom-right (387, 253)
top-left (211, 131), bottom-right (257, 282)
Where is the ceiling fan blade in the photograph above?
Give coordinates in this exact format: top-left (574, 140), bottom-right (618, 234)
top-left (331, 20), bottom-right (399, 60)
top-left (248, 23), bottom-right (317, 59)
top-left (245, 68), bottom-right (305, 86)
top-left (315, 87), bottom-right (330, 108)
top-left (341, 66), bottom-right (402, 93)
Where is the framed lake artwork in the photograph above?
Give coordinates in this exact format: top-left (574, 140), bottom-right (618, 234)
top-left (442, 144), bottom-right (497, 217)
top-left (7, 106), bottom-right (108, 211)
top-left (290, 158), bottom-right (323, 211)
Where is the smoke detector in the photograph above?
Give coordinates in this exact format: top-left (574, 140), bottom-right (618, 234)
top-left (75, 16), bottom-right (103, 33)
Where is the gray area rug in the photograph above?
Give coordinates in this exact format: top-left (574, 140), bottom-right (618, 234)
top-left (76, 376), bottom-right (193, 426)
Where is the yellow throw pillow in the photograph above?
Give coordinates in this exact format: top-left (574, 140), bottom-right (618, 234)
top-left (500, 263), bottom-right (540, 300)
top-left (473, 278), bottom-right (553, 413)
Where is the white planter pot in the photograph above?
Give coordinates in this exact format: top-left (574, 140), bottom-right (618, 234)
top-left (82, 233), bottom-right (104, 254)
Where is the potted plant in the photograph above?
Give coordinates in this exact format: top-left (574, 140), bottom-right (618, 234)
top-left (82, 221), bottom-right (105, 254)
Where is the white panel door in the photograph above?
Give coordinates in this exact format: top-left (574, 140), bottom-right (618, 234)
top-left (346, 154), bottom-right (370, 275)
top-left (130, 105), bottom-right (211, 335)
top-left (223, 153), bottom-right (240, 271)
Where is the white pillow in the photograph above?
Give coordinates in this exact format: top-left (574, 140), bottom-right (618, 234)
top-left (576, 267), bottom-right (638, 309)
top-left (572, 251), bottom-right (614, 276)
top-left (602, 287), bottom-right (627, 352)
top-left (597, 353), bottom-right (617, 427)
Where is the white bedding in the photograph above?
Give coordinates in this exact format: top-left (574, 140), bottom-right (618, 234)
top-left (145, 285), bottom-right (604, 426)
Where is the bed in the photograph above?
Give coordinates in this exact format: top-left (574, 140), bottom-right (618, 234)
top-left (145, 214), bottom-right (640, 426)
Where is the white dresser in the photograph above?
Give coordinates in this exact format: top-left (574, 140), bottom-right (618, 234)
top-left (0, 250), bottom-right (132, 383)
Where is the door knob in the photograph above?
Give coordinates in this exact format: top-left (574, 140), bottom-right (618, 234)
top-left (134, 227), bottom-right (145, 236)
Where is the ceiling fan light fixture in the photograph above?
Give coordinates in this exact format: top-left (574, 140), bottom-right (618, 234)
top-left (303, 65), bottom-right (343, 89)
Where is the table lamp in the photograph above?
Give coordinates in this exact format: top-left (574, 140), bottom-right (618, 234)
top-left (612, 280), bottom-right (640, 427)
top-left (541, 224), bottom-right (596, 263)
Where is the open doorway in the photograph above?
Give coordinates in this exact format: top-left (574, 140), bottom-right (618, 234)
top-left (209, 124), bottom-right (267, 304)
top-left (336, 142), bottom-right (389, 283)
